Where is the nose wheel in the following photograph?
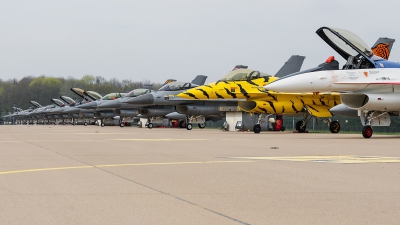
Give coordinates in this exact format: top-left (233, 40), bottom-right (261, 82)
top-left (186, 123), bottom-right (193, 130)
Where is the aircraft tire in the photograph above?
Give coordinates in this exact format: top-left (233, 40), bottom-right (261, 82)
top-left (179, 121), bottom-right (186, 128)
top-left (186, 123), bottom-right (193, 130)
top-left (101, 123), bottom-right (105, 127)
top-left (362, 126), bottom-right (373, 138)
top-left (296, 121), bottom-right (306, 133)
top-left (148, 123), bottom-right (153, 129)
top-left (198, 123), bottom-right (205, 129)
top-left (329, 121), bottom-right (340, 133)
top-left (63, 122), bottom-right (66, 125)
top-left (253, 124), bottom-right (261, 133)
top-left (119, 123), bottom-right (124, 127)
top-left (84, 122), bottom-right (88, 126)
top-left (280, 126), bottom-right (285, 131)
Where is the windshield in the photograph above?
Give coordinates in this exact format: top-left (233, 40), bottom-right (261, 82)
top-left (101, 93), bottom-right (126, 100)
top-left (220, 69), bottom-right (271, 81)
top-left (158, 82), bottom-right (197, 91)
top-left (322, 28), bottom-right (372, 57)
top-left (126, 89), bottom-right (151, 97)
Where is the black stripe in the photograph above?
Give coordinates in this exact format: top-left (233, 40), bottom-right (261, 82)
top-left (257, 106), bottom-right (268, 114)
top-left (246, 80), bottom-right (258, 86)
top-left (237, 84), bottom-right (250, 98)
top-left (198, 89), bottom-right (209, 99)
top-left (266, 101), bottom-right (277, 113)
top-left (290, 100), bottom-right (300, 112)
top-left (183, 92), bottom-right (198, 100)
top-left (216, 92), bottom-right (224, 99)
top-left (224, 88), bottom-right (237, 98)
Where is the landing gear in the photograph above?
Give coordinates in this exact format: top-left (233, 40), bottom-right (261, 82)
top-left (295, 120), bottom-right (306, 133)
top-left (253, 124), bottom-right (261, 133)
top-left (329, 121), bottom-right (340, 133)
top-left (362, 126), bottom-right (373, 138)
top-left (148, 123), bottom-right (153, 129)
top-left (198, 123), bottom-right (205, 129)
top-left (186, 123), bottom-right (193, 130)
top-left (84, 121), bottom-right (88, 126)
top-left (101, 123), bottom-right (105, 127)
top-left (179, 120), bottom-right (186, 128)
top-left (119, 123), bottom-right (124, 127)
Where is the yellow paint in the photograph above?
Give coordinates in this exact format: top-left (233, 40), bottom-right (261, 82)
top-left (0, 160), bottom-right (253, 175)
top-left (177, 69), bottom-right (340, 118)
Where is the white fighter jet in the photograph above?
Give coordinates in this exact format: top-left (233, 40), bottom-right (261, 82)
top-left (265, 27), bottom-right (400, 138)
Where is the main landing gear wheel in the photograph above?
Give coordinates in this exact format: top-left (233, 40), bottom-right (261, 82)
top-left (253, 124), bottom-right (261, 133)
top-left (186, 123), bottom-right (193, 130)
top-left (84, 122), bottom-right (88, 126)
top-left (329, 121), bottom-right (340, 133)
top-left (119, 123), bottom-right (124, 127)
top-left (148, 123), bottom-right (153, 129)
top-left (179, 120), bottom-right (186, 128)
top-left (362, 126), bottom-right (373, 138)
top-left (101, 123), bottom-right (105, 127)
top-left (198, 123), bottom-right (205, 129)
top-left (280, 126), bottom-right (285, 131)
top-left (295, 121), bottom-right (306, 133)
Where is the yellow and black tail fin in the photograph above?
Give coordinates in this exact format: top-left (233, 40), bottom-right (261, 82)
top-left (371, 38), bottom-right (395, 60)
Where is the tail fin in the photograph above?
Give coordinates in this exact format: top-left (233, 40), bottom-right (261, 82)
top-left (371, 37), bottom-right (395, 60)
top-left (275, 55), bottom-right (305, 77)
top-left (191, 75), bottom-right (208, 85)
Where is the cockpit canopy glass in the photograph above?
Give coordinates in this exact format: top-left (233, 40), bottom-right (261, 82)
top-left (101, 93), bottom-right (126, 100)
top-left (85, 91), bottom-right (103, 100)
top-left (126, 89), bottom-right (151, 97)
top-left (220, 69), bottom-right (271, 81)
top-left (322, 28), bottom-right (372, 57)
top-left (61, 96), bottom-right (75, 105)
top-left (52, 99), bottom-right (65, 106)
top-left (158, 82), bottom-right (198, 91)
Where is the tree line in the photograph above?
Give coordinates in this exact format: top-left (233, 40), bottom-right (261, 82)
top-left (0, 74), bottom-right (163, 115)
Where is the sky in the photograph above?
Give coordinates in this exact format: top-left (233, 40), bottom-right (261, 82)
top-left (1, 0), bottom-right (400, 84)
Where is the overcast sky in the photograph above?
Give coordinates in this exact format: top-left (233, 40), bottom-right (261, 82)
top-left (1, 0), bottom-right (400, 84)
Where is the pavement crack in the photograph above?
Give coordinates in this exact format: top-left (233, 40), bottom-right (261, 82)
top-left (12, 137), bottom-right (250, 225)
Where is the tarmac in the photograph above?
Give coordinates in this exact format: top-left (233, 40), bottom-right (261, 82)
top-left (1, 124), bottom-right (400, 225)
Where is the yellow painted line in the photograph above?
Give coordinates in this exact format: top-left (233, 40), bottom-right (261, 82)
top-left (229, 155), bottom-right (400, 164)
top-left (0, 160), bottom-right (253, 175)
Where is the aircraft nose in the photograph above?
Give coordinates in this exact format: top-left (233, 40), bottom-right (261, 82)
top-left (265, 74), bottom-right (314, 92)
top-left (124, 94), bottom-right (154, 105)
top-left (77, 101), bottom-right (98, 109)
top-left (97, 99), bottom-right (120, 109)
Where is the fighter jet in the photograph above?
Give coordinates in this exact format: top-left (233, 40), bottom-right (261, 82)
top-left (265, 27), bottom-right (400, 138)
top-left (176, 55), bottom-right (343, 133)
top-left (123, 75), bottom-right (211, 129)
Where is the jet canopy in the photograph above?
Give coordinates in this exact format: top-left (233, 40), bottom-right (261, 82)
top-left (126, 89), bottom-right (151, 97)
top-left (158, 82), bottom-right (198, 91)
top-left (51, 99), bottom-right (65, 107)
top-left (84, 91), bottom-right (103, 100)
top-left (100, 93), bottom-right (126, 100)
top-left (317, 27), bottom-right (372, 59)
top-left (220, 69), bottom-right (271, 81)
